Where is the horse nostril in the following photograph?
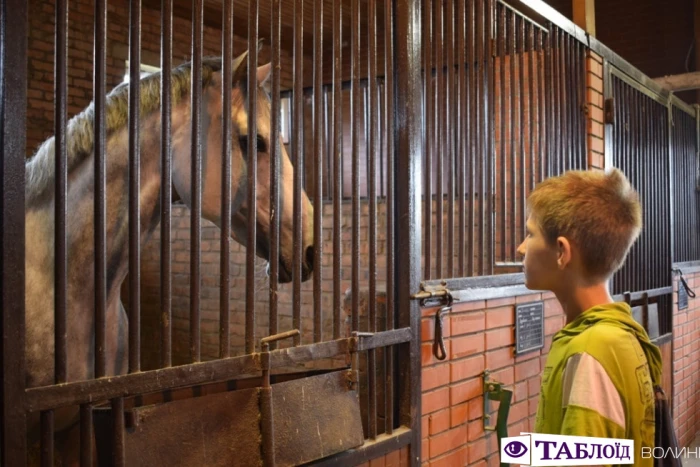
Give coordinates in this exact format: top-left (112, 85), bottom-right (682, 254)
top-left (305, 245), bottom-right (315, 272)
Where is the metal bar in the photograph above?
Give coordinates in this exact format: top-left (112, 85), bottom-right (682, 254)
top-left (112, 397), bottom-right (125, 466)
top-left (55, 0), bottom-right (68, 384)
top-left (545, 25), bottom-right (554, 177)
top-left (499, 4), bottom-right (506, 264)
top-left (91, 0), bottom-right (108, 379)
top-left (1, 0), bottom-right (28, 460)
top-left (467, 0), bottom-right (475, 276)
top-left (160, 0), bottom-right (173, 367)
top-left (41, 411), bottom-right (54, 467)
top-left (269, 0), bottom-right (282, 347)
top-left (293, 0), bottom-right (304, 346)
top-left (509, 10), bottom-right (516, 261)
top-left (332, 0), bottom-right (343, 339)
top-left (578, 42), bottom-right (586, 168)
top-left (218, 0), bottom-right (232, 360)
top-left (518, 16), bottom-right (525, 250)
top-left (423, 0), bottom-right (433, 280)
top-left (529, 23), bottom-right (536, 192)
top-left (313, 0), bottom-right (323, 342)
top-left (384, 0), bottom-right (396, 434)
top-left (446, 0), bottom-right (455, 277)
top-left (565, 33), bottom-right (573, 171)
top-left (395, 0), bottom-right (423, 460)
top-left (457, 0), bottom-right (466, 276)
top-left (537, 30), bottom-right (545, 181)
top-left (436, 0), bottom-right (444, 278)
top-left (128, 0), bottom-right (142, 374)
top-left (246, 0), bottom-right (259, 353)
top-left (487, 0), bottom-right (495, 275)
top-left (190, 0), bottom-right (203, 362)
top-left (478, 0), bottom-right (487, 275)
top-left (80, 404), bottom-right (93, 467)
top-left (557, 28), bottom-right (565, 173)
top-left (351, 0), bottom-right (360, 332)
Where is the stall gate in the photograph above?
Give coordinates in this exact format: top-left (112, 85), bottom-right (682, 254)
top-left (1, 0), bottom-right (422, 465)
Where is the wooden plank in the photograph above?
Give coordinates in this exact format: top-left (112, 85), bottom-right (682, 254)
top-left (572, 0), bottom-right (596, 36)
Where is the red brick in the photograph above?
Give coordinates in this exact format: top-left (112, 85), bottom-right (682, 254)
top-left (423, 364), bottom-right (451, 391)
top-left (422, 439), bottom-right (430, 463)
top-left (509, 400), bottom-right (529, 423)
top-left (468, 396), bottom-right (484, 421)
top-left (515, 358), bottom-right (541, 382)
top-left (486, 296), bottom-right (515, 308)
top-left (451, 401), bottom-right (469, 427)
top-left (545, 315), bottom-right (563, 336)
top-left (451, 334), bottom-right (485, 359)
top-left (429, 409), bottom-right (452, 436)
top-left (529, 397), bottom-right (540, 416)
top-left (385, 449), bottom-right (401, 467)
top-left (528, 375), bottom-right (542, 397)
top-left (369, 456), bottom-right (385, 467)
top-left (516, 293), bottom-right (542, 304)
top-left (485, 327), bottom-right (514, 350)
top-left (429, 426), bottom-right (467, 459)
top-left (451, 354), bottom-right (486, 383)
top-left (423, 387), bottom-right (450, 415)
top-left (468, 438), bottom-right (487, 463)
top-left (589, 135), bottom-right (605, 154)
top-left (451, 378), bottom-right (482, 405)
top-left (485, 306), bottom-right (515, 328)
top-left (468, 419), bottom-right (484, 441)
top-left (485, 347), bottom-right (514, 370)
top-left (453, 300), bottom-right (487, 313)
top-left (429, 446), bottom-right (467, 467)
top-left (451, 311), bottom-right (486, 336)
top-left (422, 415), bottom-right (430, 438)
top-left (422, 341), bottom-right (452, 366)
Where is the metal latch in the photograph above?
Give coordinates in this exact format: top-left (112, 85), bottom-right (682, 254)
top-left (410, 283), bottom-right (453, 307)
top-left (483, 370), bottom-right (513, 467)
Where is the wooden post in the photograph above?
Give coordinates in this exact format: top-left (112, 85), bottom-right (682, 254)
top-left (573, 0), bottom-right (596, 36)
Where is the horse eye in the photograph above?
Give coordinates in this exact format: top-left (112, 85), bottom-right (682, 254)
top-left (238, 134), bottom-right (267, 154)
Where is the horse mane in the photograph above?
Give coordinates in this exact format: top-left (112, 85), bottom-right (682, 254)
top-left (25, 57), bottom-right (226, 205)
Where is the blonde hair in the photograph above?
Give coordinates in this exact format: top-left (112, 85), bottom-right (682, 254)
top-left (527, 168), bottom-right (642, 281)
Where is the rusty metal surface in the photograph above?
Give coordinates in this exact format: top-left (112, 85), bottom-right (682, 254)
top-left (272, 370), bottom-right (364, 466)
top-left (122, 388), bottom-right (262, 467)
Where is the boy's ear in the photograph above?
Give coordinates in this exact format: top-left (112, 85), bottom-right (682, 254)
top-left (556, 236), bottom-right (572, 270)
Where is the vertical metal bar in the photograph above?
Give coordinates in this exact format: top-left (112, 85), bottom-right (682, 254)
top-left (270, 0), bottom-right (282, 346)
top-left (557, 30), bottom-right (565, 172)
top-left (564, 34), bottom-right (572, 171)
top-left (92, 0), bottom-right (107, 379)
top-left (80, 404), bottom-right (93, 467)
top-left (351, 0), bottom-right (360, 332)
top-left (537, 30), bottom-right (546, 182)
top-left (435, 0), bottom-right (444, 278)
top-left (446, 0), bottom-right (455, 277)
top-left (545, 27), bottom-right (553, 177)
top-left (55, 0), bottom-right (68, 384)
top-left (578, 43), bottom-right (586, 168)
top-left (292, 0), bottom-right (304, 346)
top-left (509, 10), bottom-right (516, 262)
top-left (0, 0), bottom-right (28, 460)
top-left (467, 0), bottom-right (475, 275)
top-left (395, 0), bottom-right (423, 461)
top-left (486, 0), bottom-right (495, 275)
top-left (246, 0), bottom-right (259, 352)
top-left (457, 0), bottom-right (466, 276)
top-left (219, 0), bottom-right (233, 359)
top-left (40, 411), bottom-right (54, 467)
top-left (190, 0), bottom-right (203, 362)
top-left (668, 101), bottom-right (676, 275)
top-left (528, 22), bottom-right (535, 192)
top-left (384, 0), bottom-right (395, 434)
top-left (128, 0), bottom-right (142, 374)
top-left (160, 0), bottom-right (173, 367)
top-left (367, 0), bottom-right (378, 439)
top-left (313, 0), bottom-right (323, 342)
top-left (498, 5), bottom-right (506, 264)
top-left (423, 0), bottom-right (433, 280)
top-left (112, 398), bottom-right (125, 466)
top-left (332, 0), bottom-right (343, 339)
top-left (518, 17), bottom-right (525, 250)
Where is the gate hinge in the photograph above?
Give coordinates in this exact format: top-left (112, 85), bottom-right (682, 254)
top-left (410, 283), bottom-right (453, 307)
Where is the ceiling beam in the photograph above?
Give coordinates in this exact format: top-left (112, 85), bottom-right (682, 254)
top-left (653, 71), bottom-right (700, 92)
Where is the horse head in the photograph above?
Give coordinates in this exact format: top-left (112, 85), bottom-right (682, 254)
top-left (170, 52), bottom-right (314, 283)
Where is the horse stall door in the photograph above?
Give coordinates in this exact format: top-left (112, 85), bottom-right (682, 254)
top-left (7, 0), bottom-right (422, 464)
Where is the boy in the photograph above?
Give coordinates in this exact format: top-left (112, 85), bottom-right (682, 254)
top-left (517, 168), bottom-right (662, 465)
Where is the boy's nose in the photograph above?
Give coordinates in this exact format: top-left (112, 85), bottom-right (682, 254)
top-left (516, 240), bottom-right (526, 257)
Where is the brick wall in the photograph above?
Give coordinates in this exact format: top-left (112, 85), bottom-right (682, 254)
top-left (673, 268), bottom-right (700, 448)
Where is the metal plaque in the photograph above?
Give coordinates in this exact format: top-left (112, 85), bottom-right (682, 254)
top-left (515, 301), bottom-right (545, 355)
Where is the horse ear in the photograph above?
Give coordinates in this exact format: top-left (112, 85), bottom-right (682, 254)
top-left (231, 50), bottom-right (249, 82)
top-left (256, 62), bottom-right (272, 86)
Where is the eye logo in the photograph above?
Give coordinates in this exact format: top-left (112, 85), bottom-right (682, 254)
top-left (503, 441), bottom-right (528, 458)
